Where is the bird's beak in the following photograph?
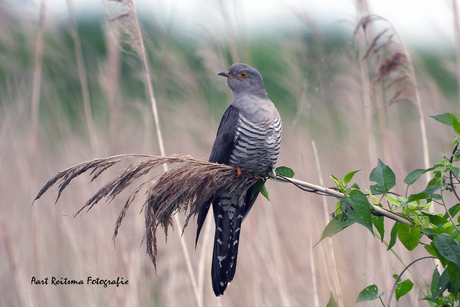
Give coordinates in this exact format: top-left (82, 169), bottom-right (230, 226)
top-left (218, 71), bottom-right (235, 78)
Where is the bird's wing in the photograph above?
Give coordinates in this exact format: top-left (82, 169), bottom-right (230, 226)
top-left (195, 104), bottom-right (240, 246)
top-left (208, 104), bottom-right (240, 164)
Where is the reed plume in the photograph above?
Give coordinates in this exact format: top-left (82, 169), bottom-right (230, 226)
top-left (33, 154), bottom-right (259, 269)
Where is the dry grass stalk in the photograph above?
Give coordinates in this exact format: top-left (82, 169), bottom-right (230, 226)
top-left (311, 140), bottom-right (344, 307)
top-left (106, 2), bottom-right (203, 303)
top-left (453, 0), bottom-right (460, 106)
top-left (107, 0), bottom-right (166, 160)
top-left (33, 154), bottom-right (259, 270)
top-left (108, 1), bottom-right (204, 303)
top-left (30, 0), bottom-right (47, 163)
top-left (366, 16), bottom-right (431, 185)
top-left (66, 0), bottom-right (98, 156)
top-left (354, 15), bottom-right (430, 205)
top-left (355, 16), bottom-right (414, 106)
top-left (354, 13), bottom-right (377, 169)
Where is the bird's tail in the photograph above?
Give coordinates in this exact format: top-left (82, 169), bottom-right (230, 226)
top-left (211, 189), bottom-right (247, 296)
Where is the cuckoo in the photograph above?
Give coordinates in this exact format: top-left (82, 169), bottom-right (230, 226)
top-left (196, 63), bottom-right (282, 296)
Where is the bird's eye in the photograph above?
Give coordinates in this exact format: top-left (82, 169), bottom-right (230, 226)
top-left (239, 71), bottom-right (248, 78)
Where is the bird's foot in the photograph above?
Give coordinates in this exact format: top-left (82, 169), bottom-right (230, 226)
top-left (236, 166), bottom-right (242, 178)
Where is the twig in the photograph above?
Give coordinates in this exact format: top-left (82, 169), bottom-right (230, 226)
top-left (274, 174), bottom-right (414, 226)
top-left (275, 175), bottom-right (344, 198)
top-left (446, 145), bottom-right (460, 233)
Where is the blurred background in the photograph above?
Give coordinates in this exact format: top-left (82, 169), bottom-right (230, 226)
top-left (2, 0), bottom-right (460, 306)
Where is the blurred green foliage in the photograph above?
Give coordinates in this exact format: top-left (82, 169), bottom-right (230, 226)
top-left (419, 51), bottom-right (458, 100)
top-left (1, 14), bottom-right (459, 148)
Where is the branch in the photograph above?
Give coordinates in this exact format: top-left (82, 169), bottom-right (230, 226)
top-left (274, 175), bottom-right (414, 226)
top-left (275, 175), bottom-right (344, 198)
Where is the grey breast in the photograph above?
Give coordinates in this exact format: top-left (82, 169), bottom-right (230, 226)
top-left (229, 111), bottom-right (282, 174)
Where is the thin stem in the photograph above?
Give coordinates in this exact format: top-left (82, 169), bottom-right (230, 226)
top-left (439, 144), bottom-right (460, 233)
top-left (449, 170), bottom-right (460, 202)
top-left (275, 175), bottom-right (344, 198)
top-left (448, 144), bottom-right (460, 202)
top-left (453, 0), bottom-right (460, 106)
top-left (66, 0), bottom-right (98, 156)
top-left (386, 256), bottom-right (435, 307)
top-left (376, 231), bottom-right (427, 298)
top-left (311, 140), bottom-right (344, 307)
top-left (129, 3), bottom-right (166, 165)
top-left (127, 1), bottom-right (201, 305)
top-left (356, 3), bottom-right (377, 170)
top-left (274, 175), bottom-right (414, 226)
top-left (30, 0), bottom-right (47, 165)
top-left (441, 177), bottom-right (460, 233)
top-left (383, 16), bottom-right (430, 184)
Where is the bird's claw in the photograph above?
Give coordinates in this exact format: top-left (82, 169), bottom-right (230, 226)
top-left (236, 166), bottom-right (242, 178)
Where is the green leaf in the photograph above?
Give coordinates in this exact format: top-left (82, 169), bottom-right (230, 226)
top-left (425, 213), bottom-right (448, 227)
top-left (431, 113), bottom-right (460, 127)
top-left (369, 159), bottom-right (396, 194)
top-left (431, 113), bottom-right (460, 134)
top-left (356, 284), bottom-right (383, 302)
top-left (260, 184), bottom-right (269, 200)
top-left (388, 222), bottom-right (399, 250)
top-left (421, 227), bottom-right (437, 237)
top-left (326, 292), bottom-right (338, 307)
top-left (434, 233), bottom-right (460, 267)
top-left (430, 267), bottom-right (441, 301)
top-left (331, 174), bottom-right (346, 193)
top-left (451, 137), bottom-right (460, 148)
top-left (344, 170), bottom-right (360, 184)
top-left (445, 203), bottom-right (460, 220)
top-left (398, 223), bottom-right (420, 251)
top-left (275, 166), bottom-right (294, 178)
top-left (252, 179), bottom-right (269, 200)
top-left (431, 267), bottom-right (440, 295)
top-left (386, 194), bottom-right (402, 206)
top-left (395, 278), bottom-right (413, 301)
top-left (351, 183), bottom-right (360, 189)
top-left (447, 264), bottom-right (460, 297)
top-left (432, 267), bottom-right (450, 301)
top-left (343, 190), bottom-right (374, 235)
top-left (452, 166), bottom-right (460, 178)
top-left (425, 242), bottom-right (449, 267)
top-left (454, 120), bottom-right (460, 135)
top-left (318, 215), bottom-right (355, 243)
top-left (403, 168), bottom-right (427, 185)
top-left (423, 178), bottom-right (442, 196)
top-left (407, 192), bottom-right (428, 203)
top-left (373, 216), bottom-right (384, 242)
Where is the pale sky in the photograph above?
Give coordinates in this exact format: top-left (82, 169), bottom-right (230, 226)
top-left (16, 0), bottom-right (457, 49)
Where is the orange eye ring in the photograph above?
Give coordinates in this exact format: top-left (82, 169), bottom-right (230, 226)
top-left (238, 71), bottom-right (248, 78)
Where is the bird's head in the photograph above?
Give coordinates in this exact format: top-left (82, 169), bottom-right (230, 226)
top-left (218, 63), bottom-right (268, 98)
